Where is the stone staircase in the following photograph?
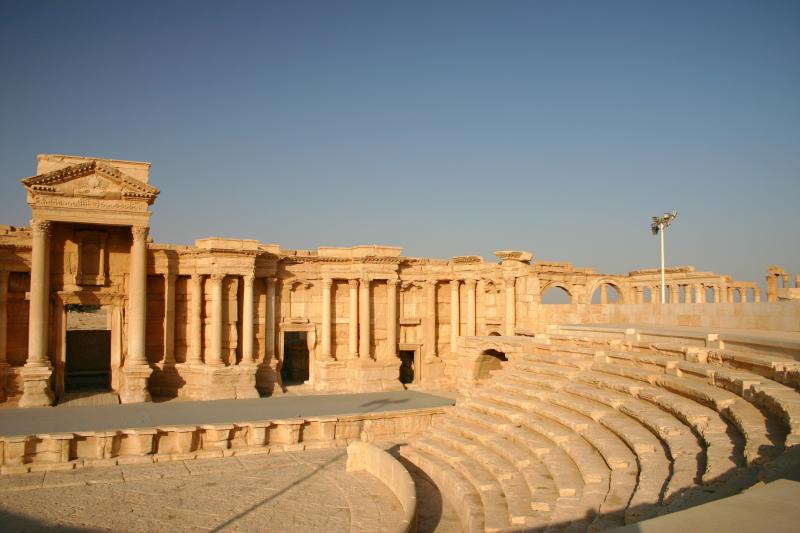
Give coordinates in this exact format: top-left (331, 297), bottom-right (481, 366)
top-left (400, 326), bottom-right (800, 532)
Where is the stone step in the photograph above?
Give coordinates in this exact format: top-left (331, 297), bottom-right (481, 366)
top-left (413, 436), bottom-right (511, 532)
top-left (429, 426), bottom-right (544, 528)
top-left (399, 445), bottom-right (485, 533)
top-left (588, 364), bottom-right (741, 479)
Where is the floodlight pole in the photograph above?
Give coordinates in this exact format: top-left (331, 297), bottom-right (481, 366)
top-left (660, 223), bottom-right (666, 304)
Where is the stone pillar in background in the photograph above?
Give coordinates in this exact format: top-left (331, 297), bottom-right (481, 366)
top-left (450, 279), bottom-right (460, 353)
top-left (684, 285), bottom-right (693, 304)
top-left (348, 279), bottom-right (358, 358)
top-left (359, 277), bottom-right (371, 359)
top-left (713, 285), bottom-right (721, 303)
top-left (696, 284), bottom-right (706, 304)
top-left (600, 284), bottom-right (609, 304)
top-left (208, 274), bottom-right (225, 366)
top-left (0, 270), bottom-right (9, 402)
top-left (119, 225), bottom-right (152, 404)
top-left (242, 274), bottom-right (255, 364)
top-left (651, 286), bottom-right (659, 304)
top-left (465, 279), bottom-right (476, 336)
top-left (386, 279), bottom-right (398, 360)
top-left (504, 276), bottom-right (516, 336)
top-left (188, 274), bottom-right (204, 364)
top-left (424, 280), bottom-right (437, 361)
top-left (265, 278), bottom-right (276, 362)
top-left (635, 287), bottom-right (643, 304)
top-left (754, 288), bottom-right (761, 303)
top-left (670, 284), bottom-right (680, 304)
top-left (320, 277), bottom-right (333, 360)
top-left (163, 273), bottom-right (176, 364)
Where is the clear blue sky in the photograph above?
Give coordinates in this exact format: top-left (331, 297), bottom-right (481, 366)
top-left (1, 1), bottom-right (798, 286)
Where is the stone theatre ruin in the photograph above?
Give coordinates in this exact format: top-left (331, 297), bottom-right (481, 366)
top-left (1, 154), bottom-right (799, 532)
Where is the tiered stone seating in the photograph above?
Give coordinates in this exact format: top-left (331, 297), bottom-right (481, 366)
top-left (401, 326), bottom-right (800, 531)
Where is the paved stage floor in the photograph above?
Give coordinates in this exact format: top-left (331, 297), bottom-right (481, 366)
top-left (0, 390), bottom-right (455, 437)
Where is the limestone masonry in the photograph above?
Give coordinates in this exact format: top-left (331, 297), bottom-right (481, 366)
top-left (1, 154), bottom-right (800, 532)
top-left (2, 154), bottom-right (797, 408)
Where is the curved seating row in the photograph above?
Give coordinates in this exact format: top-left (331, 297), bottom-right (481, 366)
top-left (400, 327), bottom-right (800, 532)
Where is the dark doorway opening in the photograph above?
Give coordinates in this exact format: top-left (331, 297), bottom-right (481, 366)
top-left (281, 331), bottom-right (309, 384)
top-left (476, 349), bottom-right (507, 381)
top-left (65, 330), bottom-right (111, 392)
top-left (398, 350), bottom-right (415, 384)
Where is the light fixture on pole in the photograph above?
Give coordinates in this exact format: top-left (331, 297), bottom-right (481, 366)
top-left (651, 210), bottom-right (677, 304)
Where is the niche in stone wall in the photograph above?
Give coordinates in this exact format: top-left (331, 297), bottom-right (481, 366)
top-left (75, 230), bottom-right (108, 287)
top-left (289, 280), bottom-right (311, 321)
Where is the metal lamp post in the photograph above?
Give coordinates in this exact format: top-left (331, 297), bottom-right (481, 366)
top-left (651, 210), bottom-right (677, 304)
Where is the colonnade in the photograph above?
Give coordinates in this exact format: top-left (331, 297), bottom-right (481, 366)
top-left (632, 283), bottom-right (761, 304)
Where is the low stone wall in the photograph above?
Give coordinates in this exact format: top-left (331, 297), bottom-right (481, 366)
top-left (0, 407), bottom-right (445, 474)
top-left (538, 301), bottom-right (800, 332)
top-left (347, 441), bottom-right (417, 533)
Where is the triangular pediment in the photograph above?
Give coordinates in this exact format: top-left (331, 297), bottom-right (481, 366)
top-left (22, 160), bottom-right (160, 204)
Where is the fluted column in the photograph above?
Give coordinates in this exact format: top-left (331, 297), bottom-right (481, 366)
top-left (465, 279), bottom-right (476, 336)
top-left (208, 274), bottom-right (224, 366)
top-left (321, 277), bottom-right (333, 360)
top-left (450, 280), bottom-right (460, 353)
top-left (126, 225), bottom-right (149, 366)
top-left (359, 277), bottom-right (371, 359)
top-left (386, 279), bottom-right (398, 360)
top-left (26, 220), bottom-right (52, 367)
top-left (504, 276), bottom-right (516, 336)
top-left (163, 273), bottom-right (176, 364)
top-left (242, 274), bottom-right (255, 364)
top-left (188, 273), bottom-right (204, 364)
top-left (424, 280), bottom-right (437, 360)
top-left (348, 279), bottom-right (358, 358)
top-left (265, 278), bottom-right (276, 362)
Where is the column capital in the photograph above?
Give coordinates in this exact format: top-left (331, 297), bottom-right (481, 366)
top-left (209, 273), bottom-right (225, 285)
top-left (450, 279), bottom-right (460, 287)
top-left (348, 278), bottom-right (359, 289)
top-left (30, 219), bottom-right (52, 236)
top-left (164, 273), bottom-right (177, 282)
top-left (131, 225), bottom-right (149, 240)
top-left (464, 278), bottom-right (477, 288)
top-left (322, 276), bottom-right (333, 288)
top-left (243, 274), bottom-right (255, 286)
top-left (387, 278), bottom-right (399, 287)
top-left (425, 279), bottom-right (438, 288)
top-left (359, 276), bottom-right (371, 286)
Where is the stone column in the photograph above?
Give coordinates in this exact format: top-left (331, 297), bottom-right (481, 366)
top-left (320, 277), bottom-right (333, 361)
top-left (348, 279), bottom-right (359, 358)
top-left (0, 270), bottom-right (9, 402)
top-left (713, 285), bottom-right (721, 303)
top-left (450, 280), bottom-right (460, 353)
top-left (696, 284), bottom-right (706, 303)
top-left (359, 277), bottom-right (371, 359)
top-left (19, 220), bottom-right (55, 407)
top-left (465, 279), bottom-right (476, 336)
top-left (424, 280), bottom-right (437, 361)
top-left (635, 287), bottom-right (643, 304)
top-left (188, 274), bottom-right (204, 364)
top-left (118, 225), bottom-right (152, 404)
top-left (727, 287), bottom-right (735, 303)
top-left (670, 284), bottom-right (680, 304)
top-left (163, 274), bottom-right (176, 364)
top-left (208, 274), bottom-right (225, 366)
top-left (386, 279), bottom-right (398, 360)
top-left (651, 286), bottom-right (659, 304)
top-left (26, 220), bottom-right (52, 368)
top-left (265, 278), bottom-right (276, 361)
top-left (684, 285), bottom-right (693, 304)
top-left (242, 274), bottom-right (255, 364)
top-left (504, 277), bottom-right (516, 336)
top-left (127, 226), bottom-right (149, 365)
top-left (754, 288), bottom-right (761, 303)
top-left (600, 284), bottom-right (609, 304)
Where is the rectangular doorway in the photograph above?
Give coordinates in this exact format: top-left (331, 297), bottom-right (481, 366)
top-left (398, 350), bottom-right (416, 385)
top-left (65, 324), bottom-right (111, 393)
top-left (281, 331), bottom-right (309, 385)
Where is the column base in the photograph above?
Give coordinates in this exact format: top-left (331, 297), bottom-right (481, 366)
top-left (18, 364), bottom-right (54, 408)
top-left (256, 360), bottom-right (279, 397)
top-left (119, 364), bottom-right (153, 404)
top-left (173, 363), bottom-right (258, 401)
